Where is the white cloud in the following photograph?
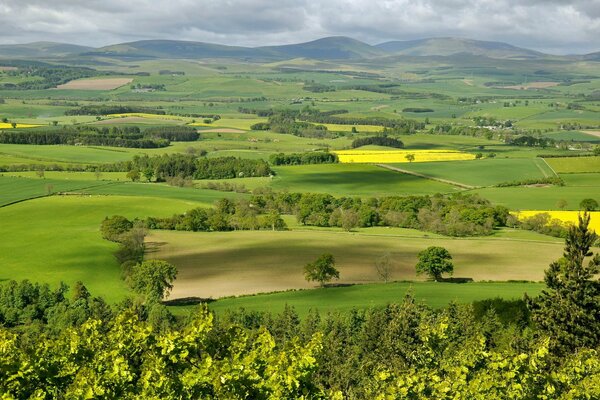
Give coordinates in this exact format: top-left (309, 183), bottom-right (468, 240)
top-left (0, 0), bottom-right (598, 54)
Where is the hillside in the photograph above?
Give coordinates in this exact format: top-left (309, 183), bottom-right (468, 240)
top-left (0, 42), bottom-right (93, 58)
top-left (376, 37), bottom-right (545, 59)
top-left (260, 36), bottom-right (387, 60)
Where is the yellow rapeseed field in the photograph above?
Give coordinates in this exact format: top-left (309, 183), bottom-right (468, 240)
top-left (333, 149), bottom-right (476, 163)
top-left (0, 122), bottom-right (41, 129)
top-left (514, 211), bottom-right (600, 233)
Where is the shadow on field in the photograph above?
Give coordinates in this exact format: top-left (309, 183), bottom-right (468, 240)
top-left (439, 277), bottom-right (474, 283)
top-left (145, 241), bottom-right (168, 254)
top-left (162, 297), bottom-right (214, 306)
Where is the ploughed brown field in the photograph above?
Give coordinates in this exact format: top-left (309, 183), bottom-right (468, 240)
top-left (55, 77), bottom-right (133, 90)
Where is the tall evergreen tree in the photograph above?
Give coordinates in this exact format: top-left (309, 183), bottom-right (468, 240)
top-left (527, 212), bottom-right (600, 355)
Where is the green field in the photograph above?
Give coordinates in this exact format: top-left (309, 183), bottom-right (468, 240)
top-left (0, 195), bottom-right (210, 302)
top-left (207, 281), bottom-right (544, 316)
top-left (148, 228), bottom-right (561, 300)
top-left (545, 156), bottom-right (600, 173)
top-left (389, 158), bottom-right (555, 187)
top-left (270, 164), bottom-right (460, 196)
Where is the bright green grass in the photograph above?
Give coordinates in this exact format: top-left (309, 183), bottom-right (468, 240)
top-left (0, 144), bottom-right (136, 164)
top-left (149, 228), bottom-right (562, 300)
top-left (0, 195), bottom-right (210, 302)
top-left (472, 186), bottom-right (600, 210)
top-left (542, 131), bottom-right (600, 142)
top-left (270, 164), bottom-right (461, 197)
top-left (0, 175), bottom-right (114, 206)
top-left (544, 156), bottom-right (600, 173)
top-left (560, 173), bottom-right (600, 187)
top-left (1, 171), bottom-right (128, 181)
top-left (388, 158), bottom-right (555, 187)
top-left (207, 282), bottom-right (544, 316)
top-left (83, 182), bottom-right (247, 206)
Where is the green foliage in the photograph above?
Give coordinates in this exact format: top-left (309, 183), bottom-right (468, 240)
top-left (528, 212), bottom-right (600, 355)
top-left (416, 246), bottom-right (454, 281)
top-left (269, 151), bottom-right (338, 166)
top-left (351, 136), bottom-right (404, 149)
top-left (0, 308), bottom-right (325, 399)
top-left (580, 198), bottom-right (599, 211)
top-left (304, 254), bottom-right (339, 287)
top-left (127, 259), bottom-right (178, 303)
top-left (100, 215), bottom-right (133, 242)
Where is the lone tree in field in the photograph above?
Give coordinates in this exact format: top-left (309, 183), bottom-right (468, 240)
top-left (375, 252), bottom-right (393, 283)
top-left (304, 253), bottom-right (339, 287)
top-left (415, 246), bottom-right (454, 281)
top-left (527, 212), bottom-right (600, 355)
top-left (128, 259), bottom-right (178, 303)
top-left (579, 198), bottom-right (598, 211)
top-left (405, 153), bottom-right (415, 163)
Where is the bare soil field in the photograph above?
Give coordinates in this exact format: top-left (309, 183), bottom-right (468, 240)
top-left (583, 130), bottom-right (600, 138)
top-left (0, 66), bottom-right (18, 71)
top-left (147, 229), bottom-right (562, 299)
top-left (55, 78), bottom-right (133, 90)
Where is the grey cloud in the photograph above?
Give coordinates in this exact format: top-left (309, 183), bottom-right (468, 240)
top-left (0, 0), bottom-right (598, 54)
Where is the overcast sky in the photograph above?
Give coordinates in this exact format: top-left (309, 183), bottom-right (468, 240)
top-left (0, 0), bottom-right (599, 54)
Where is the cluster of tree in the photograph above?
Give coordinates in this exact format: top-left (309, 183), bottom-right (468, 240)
top-left (123, 154), bottom-right (272, 181)
top-left (496, 176), bottom-right (564, 187)
top-left (143, 126), bottom-right (199, 141)
top-left (303, 83), bottom-right (337, 92)
top-left (269, 151), bottom-right (338, 165)
top-left (1, 64), bottom-right (108, 90)
top-left (402, 107), bottom-right (434, 113)
top-left (1, 216), bottom-right (599, 398)
top-left (150, 191), bottom-right (508, 237)
top-left (473, 116), bottom-right (513, 128)
top-left (351, 136), bottom-right (404, 149)
top-left (267, 112), bottom-right (332, 138)
top-left (130, 83), bottom-right (166, 91)
top-left (200, 181), bottom-right (249, 193)
top-left (429, 124), bottom-right (496, 139)
top-left (508, 135), bottom-right (556, 147)
top-left (344, 84), bottom-right (451, 100)
top-left (145, 199), bottom-right (287, 232)
top-left (509, 212), bottom-right (571, 238)
top-left (65, 105), bottom-right (166, 116)
top-left (0, 127), bottom-right (170, 148)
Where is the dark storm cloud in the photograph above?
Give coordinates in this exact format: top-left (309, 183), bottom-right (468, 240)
top-left (0, 0), bottom-right (598, 54)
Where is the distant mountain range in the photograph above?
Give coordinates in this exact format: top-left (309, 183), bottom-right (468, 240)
top-left (0, 36), bottom-right (597, 61)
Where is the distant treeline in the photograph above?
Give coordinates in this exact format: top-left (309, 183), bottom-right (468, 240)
top-left (149, 191), bottom-right (509, 237)
top-left (0, 126), bottom-right (199, 148)
top-left (351, 136), bottom-right (404, 148)
top-left (122, 154), bottom-right (272, 181)
top-left (269, 151), bottom-right (338, 165)
top-left (507, 135), bottom-right (555, 147)
top-left (0, 64), bottom-right (110, 90)
top-left (242, 107), bottom-right (424, 136)
top-left (344, 84), bottom-right (451, 100)
top-left (65, 105), bottom-right (166, 116)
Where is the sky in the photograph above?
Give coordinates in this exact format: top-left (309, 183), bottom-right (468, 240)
top-left (0, 0), bottom-right (599, 54)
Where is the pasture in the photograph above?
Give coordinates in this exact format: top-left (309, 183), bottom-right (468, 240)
top-left (270, 163), bottom-right (460, 196)
top-left (392, 158), bottom-right (556, 187)
top-left (207, 281), bottom-right (545, 316)
top-left (147, 228), bottom-right (561, 299)
top-left (0, 195), bottom-right (210, 302)
top-left (544, 156), bottom-right (600, 173)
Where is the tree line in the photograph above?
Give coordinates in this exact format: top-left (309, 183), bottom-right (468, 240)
top-left (351, 136), bottom-right (404, 148)
top-left (143, 191), bottom-right (509, 237)
top-left (269, 151), bottom-right (338, 165)
top-left (0, 215), bottom-right (598, 398)
top-left (123, 154), bottom-right (273, 181)
top-left (0, 125), bottom-right (200, 148)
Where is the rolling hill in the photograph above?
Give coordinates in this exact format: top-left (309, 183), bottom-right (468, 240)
top-left (0, 42), bottom-right (94, 58)
top-left (376, 37), bottom-right (545, 59)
